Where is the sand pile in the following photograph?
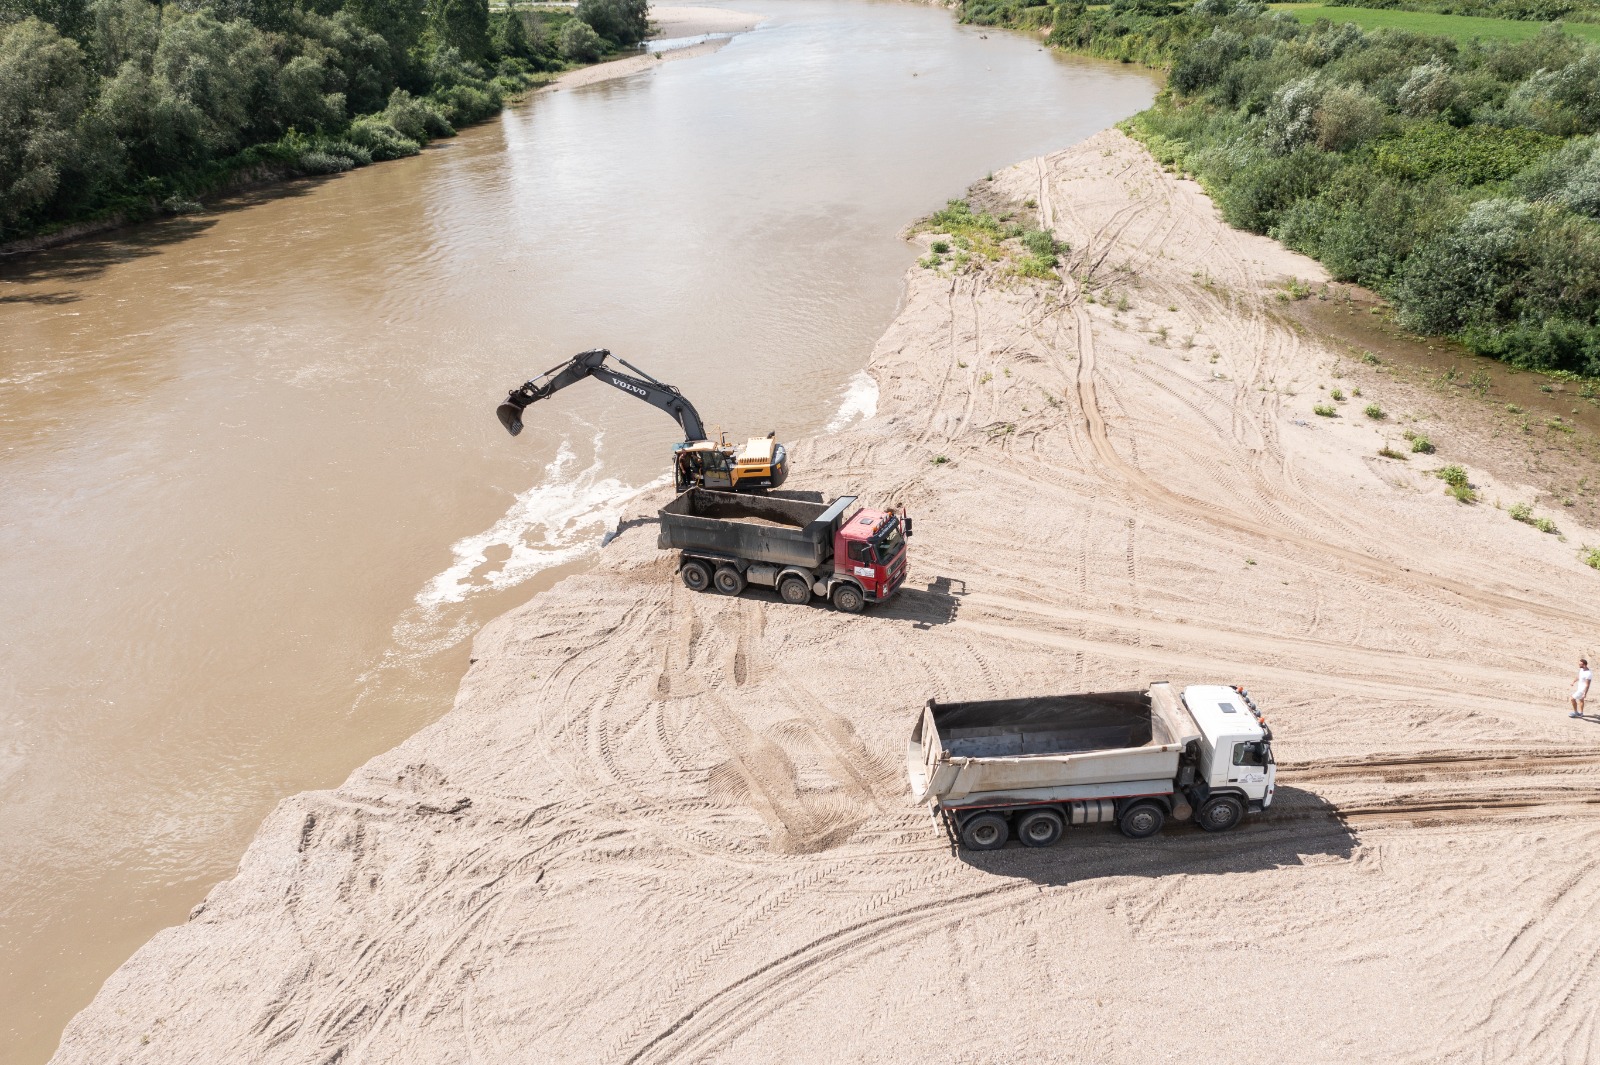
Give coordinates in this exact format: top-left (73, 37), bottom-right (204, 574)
top-left (52, 130), bottom-right (1600, 1063)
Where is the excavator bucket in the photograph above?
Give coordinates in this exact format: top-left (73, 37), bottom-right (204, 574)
top-left (496, 402), bottom-right (525, 436)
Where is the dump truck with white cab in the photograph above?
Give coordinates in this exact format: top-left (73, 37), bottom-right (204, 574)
top-left (907, 682), bottom-right (1274, 850)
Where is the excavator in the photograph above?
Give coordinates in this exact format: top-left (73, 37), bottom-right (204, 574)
top-left (497, 348), bottom-right (789, 493)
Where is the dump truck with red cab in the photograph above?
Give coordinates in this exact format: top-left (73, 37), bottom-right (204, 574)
top-left (657, 488), bottom-right (910, 612)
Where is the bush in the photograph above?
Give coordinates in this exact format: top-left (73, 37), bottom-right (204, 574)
top-left (1509, 502), bottom-right (1534, 522)
top-left (1584, 546), bottom-right (1600, 569)
top-left (1314, 403), bottom-right (1337, 416)
top-left (1408, 431), bottom-right (1435, 453)
top-left (345, 116), bottom-right (421, 159)
top-left (1436, 463), bottom-right (1470, 488)
top-left (1364, 403), bottom-right (1386, 418)
top-left (559, 18), bottom-right (603, 61)
top-left (382, 88), bottom-right (455, 141)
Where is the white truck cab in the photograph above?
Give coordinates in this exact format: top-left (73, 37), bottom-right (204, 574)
top-left (1182, 684), bottom-right (1276, 812)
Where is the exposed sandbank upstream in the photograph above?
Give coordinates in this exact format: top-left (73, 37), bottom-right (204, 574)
top-left (51, 129), bottom-right (1600, 1063)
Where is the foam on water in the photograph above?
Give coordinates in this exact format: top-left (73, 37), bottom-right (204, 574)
top-left (824, 370), bottom-right (879, 433)
top-left (415, 435), bottom-right (663, 610)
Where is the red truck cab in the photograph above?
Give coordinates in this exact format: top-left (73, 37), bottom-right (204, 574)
top-left (835, 508), bottom-right (909, 604)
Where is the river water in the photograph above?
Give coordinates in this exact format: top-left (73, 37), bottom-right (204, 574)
top-left (0, 5), bottom-right (1153, 1059)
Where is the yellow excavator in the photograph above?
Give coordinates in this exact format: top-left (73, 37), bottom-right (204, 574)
top-left (497, 348), bottom-right (789, 492)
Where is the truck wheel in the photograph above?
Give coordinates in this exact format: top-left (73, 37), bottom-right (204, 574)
top-left (830, 584), bottom-right (865, 613)
top-left (960, 812), bottom-right (1009, 851)
top-left (1118, 802), bottom-right (1166, 839)
top-left (713, 566), bottom-right (746, 596)
top-left (1016, 810), bottom-right (1063, 848)
top-left (1197, 795), bottom-right (1244, 833)
top-left (778, 576), bottom-right (811, 605)
top-left (680, 560), bottom-right (712, 592)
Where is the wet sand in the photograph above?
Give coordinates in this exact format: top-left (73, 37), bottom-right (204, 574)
top-left (49, 129), bottom-right (1600, 1062)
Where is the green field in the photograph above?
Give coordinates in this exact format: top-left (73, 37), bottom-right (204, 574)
top-left (1270, 4), bottom-right (1600, 42)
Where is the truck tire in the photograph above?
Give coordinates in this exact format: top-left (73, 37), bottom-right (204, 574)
top-left (960, 812), bottom-right (1009, 851)
top-left (1197, 795), bottom-right (1244, 833)
top-left (1016, 809), bottom-right (1063, 848)
top-left (778, 575), bottom-right (811, 605)
top-left (830, 583), bottom-right (865, 613)
top-left (1118, 801), bottom-right (1165, 839)
top-left (713, 566), bottom-right (746, 596)
top-left (680, 560), bottom-right (712, 592)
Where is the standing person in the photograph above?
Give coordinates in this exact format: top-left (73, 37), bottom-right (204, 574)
top-left (1572, 658), bottom-right (1593, 718)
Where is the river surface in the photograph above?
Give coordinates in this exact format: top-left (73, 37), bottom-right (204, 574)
top-left (0, 4), bottom-right (1154, 1059)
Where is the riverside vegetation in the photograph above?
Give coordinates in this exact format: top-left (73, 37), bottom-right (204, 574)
top-left (961, 0), bottom-right (1600, 376)
top-left (0, 0), bottom-right (648, 243)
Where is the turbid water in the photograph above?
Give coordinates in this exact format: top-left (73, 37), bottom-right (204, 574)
top-left (0, 4), bottom-right (1153, 1059)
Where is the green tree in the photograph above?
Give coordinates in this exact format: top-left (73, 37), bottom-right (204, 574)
top-left (0, 18), bottom-right (91, 234)
top-left (428, 0), bottom-right (489, 62)
top-left (558, 16), bottom-right (600, 61)
top-left (575, 0), bottom-right (646, 47)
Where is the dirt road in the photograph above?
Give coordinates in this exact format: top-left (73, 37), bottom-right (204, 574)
top-left (52, 130), bottom-right (1600, 1063)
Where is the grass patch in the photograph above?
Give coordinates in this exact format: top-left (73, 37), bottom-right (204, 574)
top-left (1269, 5), bottom-right (1600, 44)
top-left (1584, 547), bottom-right (1600, 570)
top-left (1405, 430), bottom-right (1436, 454)
top-left (1378, 445), bottom-right (1409, 459)
top-left (1365, 403), bottom-right (1387, 419)
top-left (1314, 403), bottom-right (1337, 417)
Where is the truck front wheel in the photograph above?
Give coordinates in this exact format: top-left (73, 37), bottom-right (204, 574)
top-left (959, 812), bottom-right (1009, 851)
top-left (1119, 802), bottom-right (1166, 839)
top-left (831, 584), bottom-right (865, 613)
top-left (680, 560), bottom-right (712, 592)
top-left (1198, 795), bottom-right (1244, 833)
top-left (1016, 810), bottom-right (1063, 848)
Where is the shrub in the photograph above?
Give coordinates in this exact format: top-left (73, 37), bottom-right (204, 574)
top-left (1330, 388), bottom-right (1345, 400)
top-left (1407, 432), bottom-right (1434, 453)
top-left (345, 116), bottom-right (420, 160)
top-left (382, 88), bottom-right (454, 141)
top-left (1534, 516), bottom-right (1558, 533)
top-left (1436, 464), bottom-right (1470, 488)
top-left (1584, 546), bottom-right (1600, 569)
top-left (931, 239), bottom-right (950, 253)
top-left (1378, 445), bottom-right (1408, 459)
top-left (1364, 403), bottom-right (1386, 419)
top-left (1314, 403), bottom-right (1337, 416)
top-left (1448, 482), bottom-right (1479, 504)
top-left (1509, 502), bottom-right (1534, 522)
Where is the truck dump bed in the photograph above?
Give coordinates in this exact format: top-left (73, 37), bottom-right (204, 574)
top-left (657, 488), bottom-right (855, 570)
top-left (907, 683), bottom-right (1202, 806)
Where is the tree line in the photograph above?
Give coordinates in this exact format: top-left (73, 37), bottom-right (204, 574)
top-left (0, 0), bottom-right (649, 243)
top-left (963, 0), bottom-right (1600, 375)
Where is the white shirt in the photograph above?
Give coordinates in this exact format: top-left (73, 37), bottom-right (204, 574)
top-left (1579, 668), bottom-right (1594, 697)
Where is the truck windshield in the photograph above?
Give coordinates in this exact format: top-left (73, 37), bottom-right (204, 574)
top-left (874, 517), bottom-right (904, 559)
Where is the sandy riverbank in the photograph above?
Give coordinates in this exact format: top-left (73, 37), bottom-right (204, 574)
top-left (51, 129), bottom-right (1600, 1063)
top-left (545, 6), bottom-right (763, 92)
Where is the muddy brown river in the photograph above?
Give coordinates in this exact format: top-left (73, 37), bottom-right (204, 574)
top-left (0, 4), bottom-right (1154, 1059)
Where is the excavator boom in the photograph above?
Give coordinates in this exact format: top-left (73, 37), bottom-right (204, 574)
top-left (497, 348), bottom-right (708, 441)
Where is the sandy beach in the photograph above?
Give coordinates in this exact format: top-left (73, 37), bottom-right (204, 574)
top-left (50, 129), bottom-right (1600, 1063)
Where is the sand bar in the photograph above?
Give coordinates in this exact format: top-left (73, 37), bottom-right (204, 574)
top-left (50, 130), bottom-right (1600, 1063)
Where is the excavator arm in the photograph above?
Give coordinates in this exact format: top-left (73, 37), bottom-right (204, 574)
top-left (497, 348), bottom-right (708, 441)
